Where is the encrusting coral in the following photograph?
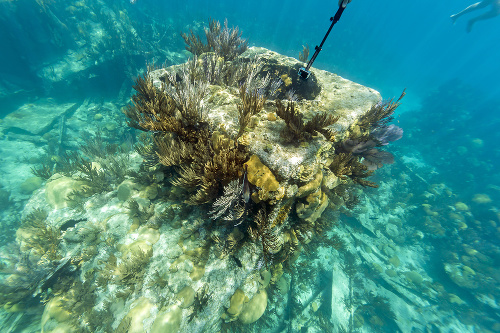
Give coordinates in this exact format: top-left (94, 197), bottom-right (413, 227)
top-left (296, 188), bottom-right (330, 223)
top-left (244, 155), bottom-right (280, 203)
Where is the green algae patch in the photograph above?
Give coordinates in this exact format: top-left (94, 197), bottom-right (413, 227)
top-left (385, 269), bottom-right (398, 278)
top-left (388, 255), bottom-right (400, 267)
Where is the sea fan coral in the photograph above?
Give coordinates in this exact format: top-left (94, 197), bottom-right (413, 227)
top-left (371, 124), bottom-right (403, 145)
top-left (339, 123), bottom-right (401, 171)
top-left (337, 94), bottom-right (404, 173)
top-left (361, 149), bottom-right (395, 171)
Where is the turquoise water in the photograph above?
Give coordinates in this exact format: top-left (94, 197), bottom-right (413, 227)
top-left (0, 0), bottom-right (499, 332)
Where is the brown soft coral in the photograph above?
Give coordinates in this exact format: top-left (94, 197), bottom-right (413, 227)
top-left (125, 69), bottom-right (248, 205)
top-left (275, 100), bottom-right (338, 144)
top-left (156, 132), bottom-right (247, 205)
top-left (123, 73), bottom-right (177, 132)
top-left (329, 153), bottom-right (378, 188)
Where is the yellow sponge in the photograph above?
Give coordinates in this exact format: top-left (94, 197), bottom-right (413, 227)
top-left (245, 155), bottom-right (279, 191)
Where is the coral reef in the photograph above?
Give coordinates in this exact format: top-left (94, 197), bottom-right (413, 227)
top-left (113, 44), bottom-right (403, 330)
top-left (0, 40), bottom-right (407, 332)
top-left (9, 5), bottom-right (494, 333)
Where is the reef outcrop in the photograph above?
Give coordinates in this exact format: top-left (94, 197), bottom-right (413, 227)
top-left (149, 46), bottom-right (381, 181)
top-left (1, 41), bottom-right (404, 333)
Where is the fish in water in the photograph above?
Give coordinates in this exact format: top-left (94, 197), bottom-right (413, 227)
top-left (242, 164), bottom-right (250, 203)
top-left (232, 256), bottom-right (243, 268)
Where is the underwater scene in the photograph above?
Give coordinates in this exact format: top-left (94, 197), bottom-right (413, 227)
top-left (0, 0), bottom-right (499, 332)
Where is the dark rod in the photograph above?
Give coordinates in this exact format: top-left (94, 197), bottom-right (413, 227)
top-left (304, 5), bottom-right (345, 72)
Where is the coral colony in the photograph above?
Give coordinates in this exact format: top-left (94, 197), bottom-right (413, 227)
top-left (1, 19), bottom-right (404, 332)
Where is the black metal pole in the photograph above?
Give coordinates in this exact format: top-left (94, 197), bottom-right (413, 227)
top-left (298, 5), bottom-right (346, 79)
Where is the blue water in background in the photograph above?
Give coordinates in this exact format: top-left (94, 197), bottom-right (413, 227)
top-left (148, 0), bottom-right (500, 102)
top-left (1, 0), bottom-right (499, 106)
top-left (2, 0), bottom-right (499, 100)
top-left (1, 0), bottom-right (499, 331)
